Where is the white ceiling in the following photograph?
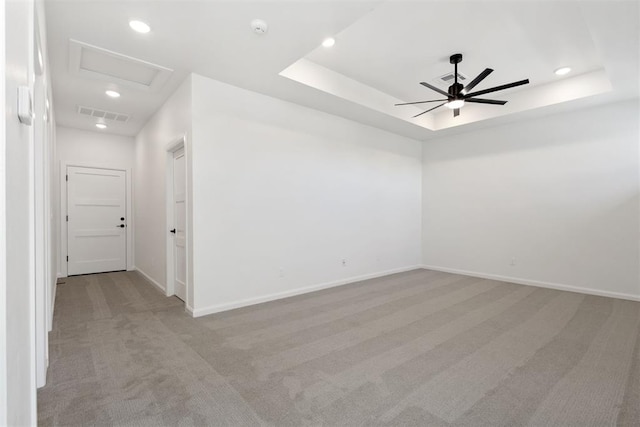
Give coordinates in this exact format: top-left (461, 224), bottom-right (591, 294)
top-left (45, 0), bottom-right (639, 141)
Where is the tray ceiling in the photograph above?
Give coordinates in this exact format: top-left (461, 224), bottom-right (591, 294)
top-left (45, 0), bottom-right (638, 139)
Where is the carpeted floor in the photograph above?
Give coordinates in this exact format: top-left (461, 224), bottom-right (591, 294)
top-left (38, 269), bottom-right (640, 426)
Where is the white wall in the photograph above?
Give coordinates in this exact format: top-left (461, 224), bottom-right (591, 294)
top-left (48, 105), bottom-right (57, 332)
top-left (56, 126), bottom-right (135, 277)
top-left (0, 0), bottom-right (6, 421)
top-left (422, 99), bottom-right (640, 300)
top-left (134, 76), bottom-right (192, 296)
top-left (33, 0), bottom-right (57, 389)
top-left (3, 0), bottom-right (37, 423)
top-left (56, 126), bottom-right (135, 169)
top-left (190, 74), bottom-right (422, 316)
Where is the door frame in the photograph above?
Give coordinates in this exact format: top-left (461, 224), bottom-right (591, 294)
top-left (59, 162), bottom-right (133, 277)
top-left (165, 136), bottom-right (191, 308)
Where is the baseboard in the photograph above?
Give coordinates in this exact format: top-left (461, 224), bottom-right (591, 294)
top-left (191, 265), bottom-right (422, 318)
top-left (134, 266), bottom-right (166, 293)
top-left (421, 264), bottom-right (640, 302)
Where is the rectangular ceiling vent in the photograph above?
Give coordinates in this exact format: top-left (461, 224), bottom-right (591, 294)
top-left (77, 105), bottom-right (130, 122)
top-left (436, 72), bottom-right (468, 85)
top-left (69, 39), bottom-right (173, 91)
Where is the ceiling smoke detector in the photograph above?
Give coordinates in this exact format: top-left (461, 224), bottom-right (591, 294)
top-left (251, 19), bottom-right (268, 35)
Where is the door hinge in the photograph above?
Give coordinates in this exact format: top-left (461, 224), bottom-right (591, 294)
top-left (66, 256), bottom-right (68, 262)
top-left (66, 174), bottom-right (68, 181)
top-left (66, 215), bottom-right (68, 222)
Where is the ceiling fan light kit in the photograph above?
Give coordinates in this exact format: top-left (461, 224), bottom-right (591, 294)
top-left (396, 53), bottom-right (530, 118)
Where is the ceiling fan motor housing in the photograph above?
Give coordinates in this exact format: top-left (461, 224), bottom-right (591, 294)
top-left (450, 53), bottom-right (463, 64)
top-left (448, 82), bottom-right (464, 99)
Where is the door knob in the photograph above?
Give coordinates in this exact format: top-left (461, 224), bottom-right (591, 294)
top-left (170, 228), bottom-right (176, 234)
top-left (117, 224), bottom-right (125, 228)
top-left (120, 217), bottom-right (125, 221)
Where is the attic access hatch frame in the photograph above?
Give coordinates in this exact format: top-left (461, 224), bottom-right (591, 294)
top-left (68, 39), bottom-right (173, 91)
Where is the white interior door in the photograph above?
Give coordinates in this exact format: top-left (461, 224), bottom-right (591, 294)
top-left (67, 166), bottom-right (127, 275)
top-left (172, 149), bottom-right (187, 301)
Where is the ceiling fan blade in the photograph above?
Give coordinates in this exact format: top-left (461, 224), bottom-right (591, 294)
top-left (394, 99), bottom-right (447, 106)
top-left (465, 79), bottom-right (529, 98)
top-left (461, 68), bottom-right (493, 95)
top-left (465, 98), bottom-right (507, 105)
top-left (420, 82), bottom-right (450, 97)
top-left (412, 102), bottom-right (446, 118)
top-left (453, 108), bottom-right (460, 117)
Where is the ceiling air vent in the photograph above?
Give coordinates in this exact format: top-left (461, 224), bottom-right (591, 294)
top-left (437, 72), bottom-right (468, 84)
top-left (77, 105), bottom-right (130, 123)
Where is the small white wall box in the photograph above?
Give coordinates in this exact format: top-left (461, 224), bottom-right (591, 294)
top-left (18, 86), bottom-right (33, 125)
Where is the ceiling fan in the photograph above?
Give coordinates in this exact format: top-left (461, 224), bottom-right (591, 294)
top-left (396, 53), bottom-right (530, 118)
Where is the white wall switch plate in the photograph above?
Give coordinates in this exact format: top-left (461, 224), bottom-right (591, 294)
top-left (18, 86), bottom-right (33, 125)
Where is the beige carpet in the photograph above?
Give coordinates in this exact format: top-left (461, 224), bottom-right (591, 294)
top-left (38, 269), bottom-right (640, 426)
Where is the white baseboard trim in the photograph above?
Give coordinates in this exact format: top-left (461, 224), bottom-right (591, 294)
top-left (421, 264), bottom-right (640, 302)
top-left (191, 265), bottom-right (422, 318)
top-left (134, 266), bottom-right (166, 293)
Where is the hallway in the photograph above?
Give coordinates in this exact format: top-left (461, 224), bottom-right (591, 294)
top-left (37, 272), bottom-right (262, 425)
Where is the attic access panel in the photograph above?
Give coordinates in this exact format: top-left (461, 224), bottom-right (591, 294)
top-left (69, 39), bottom-right (173, 91)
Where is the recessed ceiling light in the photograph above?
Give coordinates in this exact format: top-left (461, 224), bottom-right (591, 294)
top-left (446, 99), bottom-right (465, 109)
top-left (322, 37), bottom-right (336, 48)
top-left (95, 123), bottom-right (107, 129)
top-left (129, 20), bottom-right (151, 34)
top-left (554, 67), bottom-right (571, 76)
top-left (105, 90), bottom-right (120, 98)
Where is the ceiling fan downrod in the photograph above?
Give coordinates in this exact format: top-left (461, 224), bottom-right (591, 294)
top-left (449, 53), bottom-right (464, 101)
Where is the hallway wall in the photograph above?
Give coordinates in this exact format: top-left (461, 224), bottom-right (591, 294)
top-left (0, 1), bottom-right (6, 421)
top-left (2, 0), bottom-right (55, 422)
top-left (55, 126), bottom-right (135, 277)
top-left (56, 126), bottom-right (135, 168)
top-left (4, 0), bottom-right (36, 423)
top-left (134, 76), bottom-right (192, 301)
